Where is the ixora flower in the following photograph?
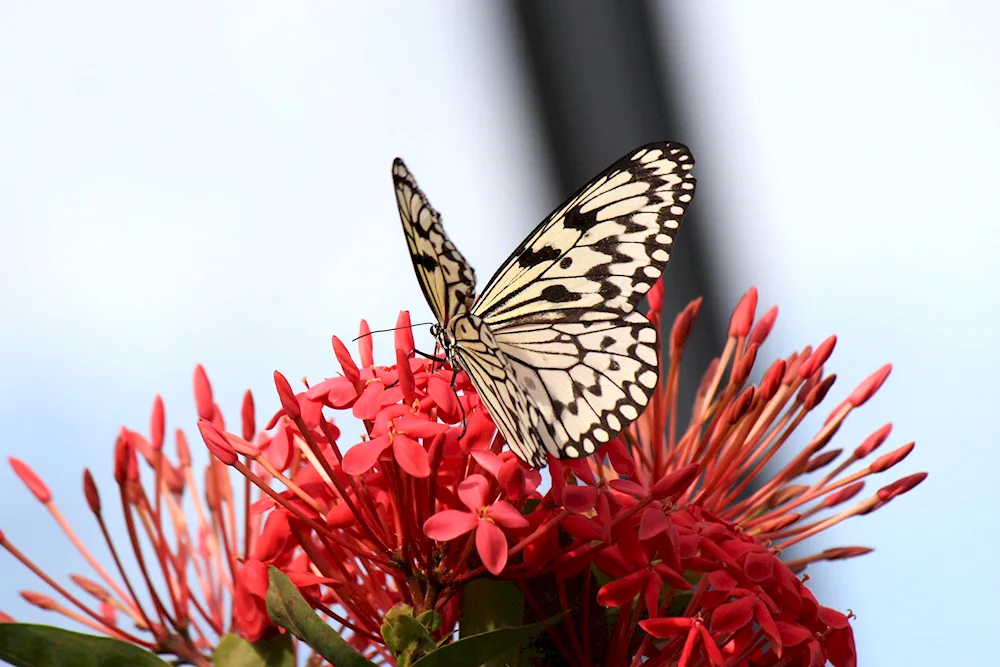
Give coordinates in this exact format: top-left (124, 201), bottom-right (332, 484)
top-left (0, 285), bottom-right (925, 667)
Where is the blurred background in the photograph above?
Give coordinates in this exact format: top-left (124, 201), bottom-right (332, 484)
top-left (1, 2), bottom-right (995, 664)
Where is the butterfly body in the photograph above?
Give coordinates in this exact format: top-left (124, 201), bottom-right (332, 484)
top-left (394, 142), bottom-right (696, 467)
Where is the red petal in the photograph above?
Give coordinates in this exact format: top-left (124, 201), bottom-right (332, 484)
top-left (396, 348), bottom-right (416, 401)
top-left (605, 437), bottom-right (635, 476)
top-left (855, 423), bottom-right (892, 458)
top-left (424, 510), bottom-right (478, 541)
top-left (848, 363), bottom-right (891, 407)
top-left (457, 474), bottom-right (490, 511)
top-left (754, 598), bottom-right (781, 649)
top-left (462, 406), bottom-right (498, 450)
top-left (476, 520), bottom-right (509, 575)
top-left (9, 458), bottom-right (51, 504)
top-left (697, 624), bottom-right (726, 666)
top-left (471, 450), bottom-right (503, 477)
top-left (711, 596), bottom-right (754, 633)
top-left (707, 569), bottom-right (738, 591)
top-left (273, 371), bottom-right (301, 420)
top-left (817, 606), bottom-right (850, 629)
top-left (193, 364), bottom-right (215, 421)
top-left (358, 320), bottom-right (374, 368)
top-left (653, 562), bottom-right (692, 590)
top-left (646, 277), bottom-right (664, 325)
top-left (644, 570), bottom-right (662, 618)
top-left (798, 335), bottom-right (836, 379)
top-left (150, 395), bottom-right (165, 451)
top-left (341, 435), bottom-right (391, 475)
top-left (266, 425), bottom-right (292, 471)
top-left (487, 501), bottom-right (529, 529)
top-left (319, 377), bottom-right (359, 408)
top-left (776, 621), bottom-right (812, 646)
top-left (826, 623), bottom-right (857, 667)
top-left (253, 510), bottom-right (291, 561)
top-left (638, 505), bottom-right (670, 540)
top-left (562, 486), bottom-right (597, 514)
top-left (427, 375), bottom-right (459, 417)
top-left (395, 310), bottom-right (415, 355)
top-left (393, 434), bottom-right (431, 478)
top-left (197, 419), bottom-right (237, 466)
top-left (396, 414), bottom-right (449, 438)
top-left (748, 305), bottom-right (778, 348)
top-left (298, 394), bottom-right (324, 430)
top-left (728, 287), bottom-right (758, 337)
top-left (639, 616), bottom-right (691, 638)
top-left (233, 562), bottom-right (270, 642)
top-left (563, 515), bottom-right (605, 542)
top-left (326, 502), bottom-right (358, 528)
top-left (652, 463), bottom-right (699, 500)
top-left (597, 570), bottom-right (649, 607)
top-left (352, 382), bottom-right (384, 421)
top-left (744, 552), bottom-right (775, 582)
top-left (498, 459), bottom-right (527, 498)
top-left (332, 336), bottom-right (361, 384)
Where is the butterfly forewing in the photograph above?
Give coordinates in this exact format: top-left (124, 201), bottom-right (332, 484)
top-left (393, 159), bottom-right (477, 325)
top-left (394, 142), bottom-right (696, 466)
top-left (473, 143), bottom-right (695, 324)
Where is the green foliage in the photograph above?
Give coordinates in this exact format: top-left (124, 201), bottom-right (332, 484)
top-left (411, 614), bottom-right (565, 667)
top-left (213, 632), bottom-right (295, 667)
top-left (264, 566), bottom-right (376, 667)
top-left (0, 623), bottom-right (171, 667)
top-left (459, 579), bottom-right (525, 666)
top-left (265, 565), bottom-right (565, 667)
top-left (381, 604), bottom-right (438, 667)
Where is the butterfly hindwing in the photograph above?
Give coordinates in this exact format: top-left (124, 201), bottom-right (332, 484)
top-left (485, 311), bottom-right (659, 459)
top-left (393, 159), bottom-right (477, 325)
top-left (449, 314), bottom-right (548, 467)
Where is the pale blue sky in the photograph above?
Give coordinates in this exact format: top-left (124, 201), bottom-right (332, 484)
top-left (1, 3), bottom-right (996, 666)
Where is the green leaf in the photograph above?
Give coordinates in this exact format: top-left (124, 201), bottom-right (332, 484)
top-left (383, 613), bottom-right (435, 655)
top-left (411, 613), bottom-right (565, 667)
top-left (265, 566), bottom-right (376, 667)
top-left (213, 632), bottom-right (294, 667)
top-left (0, 623), bottom-right (172, 667)
top-left (460, 579), bottom-right (525, 637)
top-left (459, 579), bottom-right (525, 667)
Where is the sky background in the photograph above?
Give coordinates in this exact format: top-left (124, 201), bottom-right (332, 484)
top-left (1, 2), bottom-right (997, 665)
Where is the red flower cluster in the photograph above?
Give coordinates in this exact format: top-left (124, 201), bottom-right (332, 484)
top-left (0, 371), bottom-right (268, 667)
top-left (1, 285), bottom-right (925, 667)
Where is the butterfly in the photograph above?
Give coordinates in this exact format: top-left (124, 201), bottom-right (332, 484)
top-left (393, 142), bottom-right (696, 467)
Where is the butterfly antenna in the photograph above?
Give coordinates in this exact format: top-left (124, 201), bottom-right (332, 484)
top-left (353, 321), bottom-right (435, 342)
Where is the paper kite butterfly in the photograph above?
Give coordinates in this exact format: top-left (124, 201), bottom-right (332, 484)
top-left (393, 142), bottom-right (696, 467)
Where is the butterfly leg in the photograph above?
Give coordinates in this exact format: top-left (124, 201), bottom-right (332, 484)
top-left (448, 367), bottom-right (469, 439)
top-left (413, 348), bottom-right (448, 364)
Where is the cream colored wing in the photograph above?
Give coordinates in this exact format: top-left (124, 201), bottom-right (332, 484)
top-left (394, 158), bottom-right (477, 326)
top-left (472, 142), bottom-right (696, 459)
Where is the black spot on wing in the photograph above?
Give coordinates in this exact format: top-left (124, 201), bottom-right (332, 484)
top-left (413, 253), bottom-right (438, 271)
top-left (562, 212), bottom-right (593, 232)
top-left (600, 336), bottom-right (615, 349)
top-left (540, 284), bottom-right (581, 303)
top-left (599, 281), bottom-right (622, 300)
top-left (518, 245), bottom-right (562, 268)
top-left (559, 257), bottom-right (573, 269)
